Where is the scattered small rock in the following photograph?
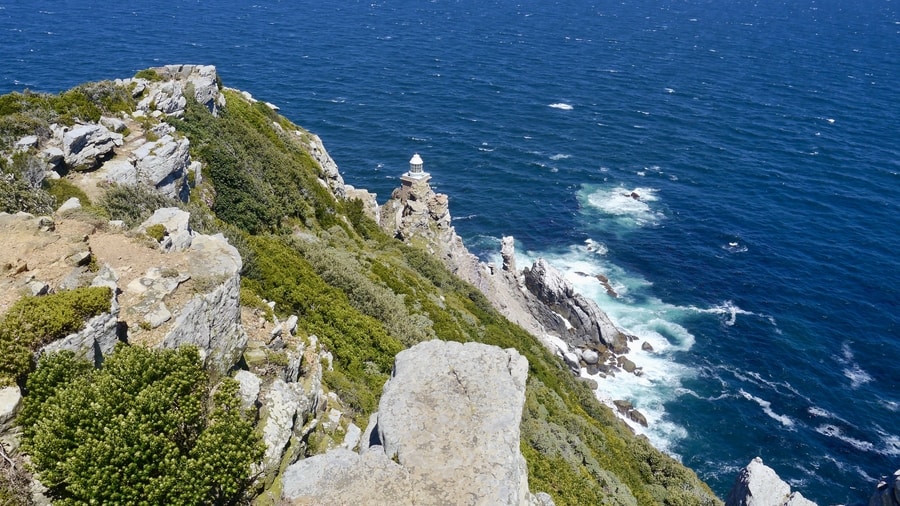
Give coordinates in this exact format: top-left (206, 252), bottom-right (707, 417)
top-left (642, 341), bottom-right (654, 352)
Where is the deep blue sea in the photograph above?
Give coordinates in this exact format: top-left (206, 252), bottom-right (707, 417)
top-left (2, 1), bottom-right (898, 503)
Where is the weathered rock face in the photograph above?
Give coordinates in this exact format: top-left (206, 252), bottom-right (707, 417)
top-left (282, 340), bottom-right (546, 506)
top-left (523, 258), bottom-right (629, 354)
top-left (160, 233), bottom-right (247, 375)
top-left (869, 470), bottom-right (900, 506)
top-left (725, 457), bottom-right (817, 506)
top-left (305, 132), bottom-right (347, 199)
top-left (59, 123), bottom-right (123, 171)
top-left (134, 64), bottom-right (225, 117)
top-left (138, 207), bottom-right (193, 252)
top-left (132, 134), bottom-right (191, 199)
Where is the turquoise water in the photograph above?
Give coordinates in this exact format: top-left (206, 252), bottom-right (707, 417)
top-left (2, 1), bottom-right (898, 503)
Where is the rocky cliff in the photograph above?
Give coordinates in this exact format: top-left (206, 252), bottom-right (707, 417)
top-left (725, 458), bottom-right (816, 506)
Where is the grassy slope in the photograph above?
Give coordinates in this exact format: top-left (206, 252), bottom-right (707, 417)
top-left (0, 79), bottom-right (722, 506)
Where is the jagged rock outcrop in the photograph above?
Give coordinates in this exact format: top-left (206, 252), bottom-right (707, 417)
top-left (282, 340), bottom-right (550, 506)
top-left (131, 64), bottom-right (225, 117)
top-left (305, 132), bottom-right (347, 198)
top-left (725, 457), bottom-right (817, 506)
top-left (870, 470), bottom-right (900, 506)
top-left (160, 233), bottom-right (247, 375)
top-left (58, 123), bottom-right (123, 171)
top-left (132, 134), bottom-right (191, 199)
top-left (40, 267), bottom-right (121, 367)
top-left (523, 258), bottom-right (628, 354)
top-left (138, 207), bottom-right (193, 251)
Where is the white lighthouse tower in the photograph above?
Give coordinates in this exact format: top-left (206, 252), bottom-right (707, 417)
top-left (402, 153), bottom-right (430, 181)
top-left (400, 152), bottom-right (431, 194)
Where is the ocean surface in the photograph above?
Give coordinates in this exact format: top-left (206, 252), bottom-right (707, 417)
top-left (2, 0), bottom-right (898, 503)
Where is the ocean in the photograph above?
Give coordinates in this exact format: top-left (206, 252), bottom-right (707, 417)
top-left (1, 0), bottom-right (897, 503)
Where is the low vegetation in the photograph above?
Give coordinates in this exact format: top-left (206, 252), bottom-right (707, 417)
top-left (0, 286), bottom-right (110, 386)
top-left (20, 346), bottom-right (263, 505)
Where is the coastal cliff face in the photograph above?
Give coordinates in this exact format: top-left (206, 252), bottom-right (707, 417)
top-left (1, 65), bottom-right (730, 505)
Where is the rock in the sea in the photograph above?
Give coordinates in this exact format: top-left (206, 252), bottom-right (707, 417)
top-left (725, 457), bottom-right (816, 506)
top-left (869, 470), bottom-right (900, 506)
top-left (523, 258), bottom-right (629, 354)
top-left (282, 340), bottom-right (543, 505)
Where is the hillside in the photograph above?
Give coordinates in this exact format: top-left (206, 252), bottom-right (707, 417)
top-left (0, 65), bottom-right (722, 505)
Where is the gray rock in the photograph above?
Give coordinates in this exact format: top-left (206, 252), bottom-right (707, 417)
top-left (132, 135), bottom-right (190, 199)
top-left (99, 116), bottom-right (127, 133)
top-left (138, 207), bottom-right (192, 251)
top-left (61, 123), bottom-right (123, 170)
top-left (159, 233), bottom-right (245, 374)
top-left (144, 302), bottom-right (172, 328)
top-left (26, 280), bottom-right (50, 296)
top-left (284, 340), bottom-right (533, 505)
top-left (41, 289), bottom-right (119, 368)
top-left (57, 197), bottom-right (82, 213)
top-left (102, 159), bottom-right (137, 186)
top-left (501, 236), bottom-right (517, 273)
top-left (305, 133), bottom-right (346, 198)
top-left (642, 341), bottom-right (654, 352)
top-left (0, 386), bottom-right (22, 432)
top-left (42, 146), bottom-right (64, 165)
top-left (523, 258), bottom-right (628, 354)
top-left (581, 348), bottom-right (600, 364)
top-left (869, 470), bottom-right (900, 506)
top-left (15, 135), bottom-right (39, 153)
top-left (234, 370), bottom-right (262, 411)
top-left (341, 422), bottom-right (362, 451)
top-left (726, 457), bottom-right (817, 506)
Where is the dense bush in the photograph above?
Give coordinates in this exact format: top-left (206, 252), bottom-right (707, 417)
top-left (97, 183), bottom-right (177, 227)
top-left (21, 346), bottom-right (263, 505)
top-left (170, 90), bottom-right (341, 233)
top-left (0, 287), bottom-right (110, 385)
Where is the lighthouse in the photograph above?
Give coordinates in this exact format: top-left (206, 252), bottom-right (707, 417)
top-left (399, 152), bottom-right (431, 196)
top-left (402, 153), bottom-right (430, 181)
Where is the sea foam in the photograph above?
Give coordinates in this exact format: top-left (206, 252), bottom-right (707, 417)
top-left (548, 102), bottom-right (573, 110)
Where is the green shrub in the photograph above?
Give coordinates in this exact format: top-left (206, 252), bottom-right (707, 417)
top-left (97, 183), bottom-right (176, 227)
top-left (134, 68), bottom-right (163, 82)
top-left (0, 286), bottom-right (111, 384)
top-left (145, 223), bottom-right (167, 242)
top-left (44, 178), bottom-right (90, 208)
top-left (21, 345), bottom-right (264, 505)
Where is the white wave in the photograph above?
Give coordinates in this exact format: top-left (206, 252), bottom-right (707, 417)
top-left (664, 87), bottom-right (675, 94)
top-left (686, 300), bottom-right (759, 327)
top-left (879, 433), bottom-right (900, 456)
top-left (880, 399), bottom-right (899, 412)
top-left (722, 242), bottom-right (748, 253)
top-left (549, 153), bottom-right (571, 160)
top-left (839, 342), bottom-right (874, 389)
top-left (584, 238), bottom-right (608, 255)
top-left (548, 103), bottom-right (573, 110)
top-left (739, 389), bottom-right (795, 428)
top-left (816, 424), bottom-right (877, 453)
top-left (584, 185), bottom-right (662, 227)
top-left (808, 406), bottom-right (850, 425)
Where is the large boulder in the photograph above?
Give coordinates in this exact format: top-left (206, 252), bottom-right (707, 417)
top-left (60, 123), bottom-right (123, 171)
top-left (160, 233), bottom-right (246, 375)
top-left (138, 207), bottom-right (193, 251)
top-left (282, 340), bottom-right (545, 505)
top-left (523, 258), bottom-right (628, 354)
top-left (132, 135), bottom-right (191, 199)
top-left (725, 457), bottom-right (816, 506)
